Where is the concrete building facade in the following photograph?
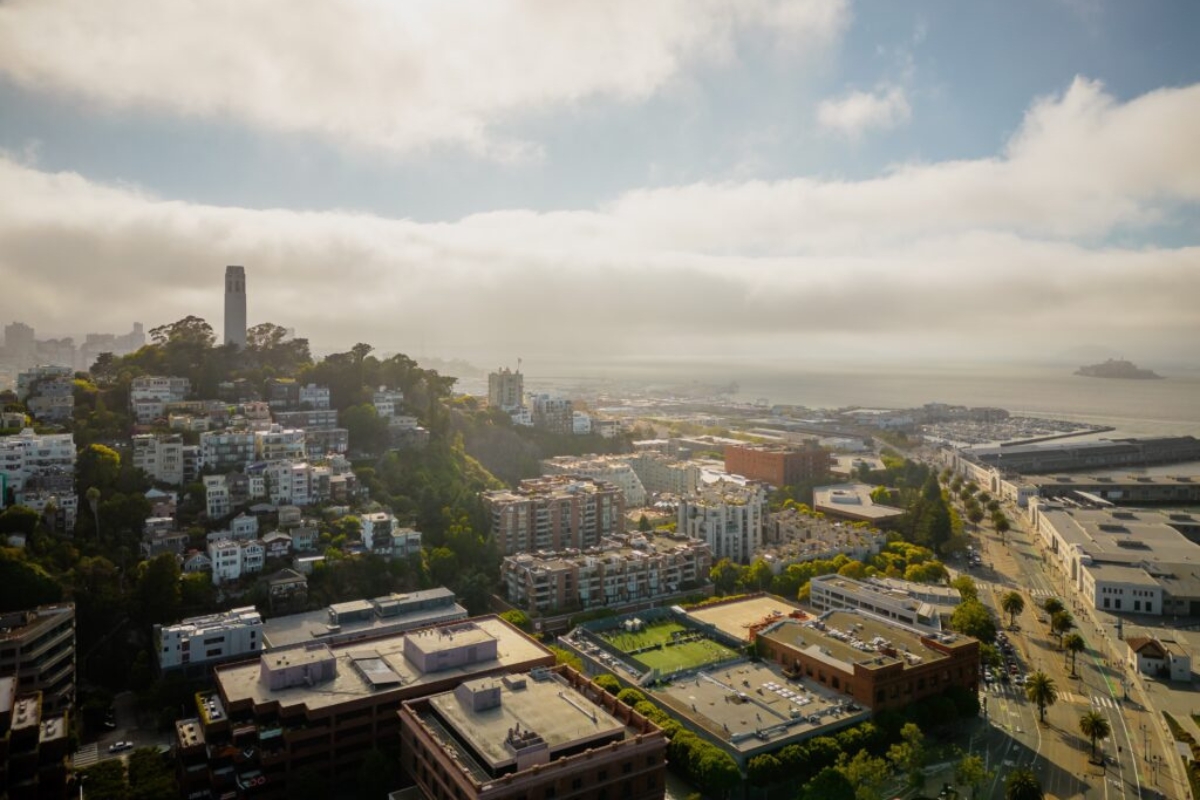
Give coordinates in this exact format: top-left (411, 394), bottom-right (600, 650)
top-left (677, 480), bottom-right (767, 564)
top-left (224, 265), bottom-right (247, 348)
top-left (0, 604), bottom-right (75, 712)
top-left (483, 476), bottom-right (625, 556)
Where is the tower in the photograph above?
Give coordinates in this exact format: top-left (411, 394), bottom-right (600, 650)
top-left (224, 266), bottom-right (247, 348)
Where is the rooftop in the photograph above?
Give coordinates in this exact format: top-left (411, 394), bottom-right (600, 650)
top-left (685, 595), bottom-right (807, 643)
top-left (813, 484), bottom-right (904, 521)
top-left (262, 589), bottom-right (466, 649)
top-left (1037, 506), bottom-right (1200, 567)
top-left (651, 661), bottom-right (866, 755)
top-left (505, 532), bottom-right (708, 572)
top-left (216, 617), bottom-right (550, 713)
top-left (424, 672), bottom-right (625, 774)
top-left (758, 610), bottom-right (964, 673)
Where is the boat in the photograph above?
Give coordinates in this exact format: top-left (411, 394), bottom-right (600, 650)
top-left (1074, 359), bottom-right (1163, 380)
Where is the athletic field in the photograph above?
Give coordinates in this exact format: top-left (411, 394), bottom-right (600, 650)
top-left (599, 620), bottom-right (740, 674)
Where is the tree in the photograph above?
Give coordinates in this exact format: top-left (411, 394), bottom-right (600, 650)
top-left (837, 749), bottom-right (890, 800)
top-left (86, 486), bottom-right (102, 539)
top-left (637, 514), bottom-right (651, 532)
top-left (341, 403), bottom-right (390, 454)
top-left (1063, 633), bottom-right (1086, 675)
top-left (1042, 596), bottom-right (1064, 617)
top-left (887, 722), bottom-right (927, 787)
top-left (593, 674), bottom-right (621, 695)
top-left (949, 598), bottom-right (997, 643)
top-left (995, 516), bottom-right (1011, 537)
top-left (499, 609), bottom-right (531, 631)
top-left (710, 558), bottom-right (741, 595)
top-left (1000, 591), bottom-right (1025, 629)
top-left (149, 315), bottom-right (215, 348)
top-left (1050, 610), bottom-right (1075, 646)
top-left (1079, 709), bottom-right (1111, 763)
top-left (951, 574), bottom-right (978, 601)
top-left (426, 547), bottom-right (459, 587)
top-left (870, 485), bottom-right (891, 504)
top-left (1004, 767), bottom-right (1044, 800)
top-left (78, 444), bottom-right (121, 494)
top-left (955, 752), bottom-right (992, 800)
top-left (0, 505), bottom-right (40, 538)
top-left (967, 506), bottom-right (985, 526)
top-left (1025, 671), bottom-right (1058, 723)
top-left (132, 553), bottom-right (182, 626)
top-left (800, 767), bottom-right (856, 800)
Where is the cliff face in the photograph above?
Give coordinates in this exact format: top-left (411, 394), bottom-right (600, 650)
top-left (1075, 359), bottom-right (1163, 380)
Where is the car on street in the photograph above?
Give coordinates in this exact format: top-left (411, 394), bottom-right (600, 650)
top-left (108, 741), bottom-right (133, 754)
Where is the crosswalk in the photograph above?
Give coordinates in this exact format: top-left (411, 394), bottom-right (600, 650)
top-left (1028, 588), bottom-right (1058, 599)
top-left (1055, 690), bottom-right (1120, 710)
top-left (72, 743), bottom-right (98, 769)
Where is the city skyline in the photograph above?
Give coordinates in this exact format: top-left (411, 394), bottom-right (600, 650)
top-left (0, 1), bottom-right (1198, 366)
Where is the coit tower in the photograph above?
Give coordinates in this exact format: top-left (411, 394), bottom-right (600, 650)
top-left (224, 265), bottom-right (247, 347)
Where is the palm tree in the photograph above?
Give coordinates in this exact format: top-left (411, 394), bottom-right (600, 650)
top-left (1005, 767), bottom-right (1044, 800)
top-left (1063, 633), bottom-right (1086, 676)
top-left (1051, 610), bottom-right (1075, 647)
top-left (1042, 597), bottom-right (1064, 632)
top-left (1079, 710), bottom-right (1112, 763)
top-left (1025, 671), bottom-right (1058, 723)
top-left (1001, 591), bottom-right (1025, 629)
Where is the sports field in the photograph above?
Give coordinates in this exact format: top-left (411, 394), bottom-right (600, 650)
top-left (599, 620), bottom-right (740, 674)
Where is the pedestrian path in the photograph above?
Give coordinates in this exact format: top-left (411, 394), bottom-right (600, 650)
top-left (1028, 588), bottom-right (1058, 599)
top-left (1056, 690), bottom-right (1121, 710)
top-left (1091, 695), bottom-right (1120, 710)
top-left (72, 743), bottom-right (98, 769)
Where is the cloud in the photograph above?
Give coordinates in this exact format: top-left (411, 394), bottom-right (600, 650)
top-left (0, 0), bottom-right (848, 160)
top-left (0, 77), bottom-right (1197, 363)
top-left (817, 85), bottom-right (911, 138)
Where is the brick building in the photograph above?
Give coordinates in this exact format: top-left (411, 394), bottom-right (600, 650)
top-left (399, 665), bottom-right (666, 800)
top-left (754, 609), bottom-right (979, 712)
top-left (724, 442), bottom-right (832, 489)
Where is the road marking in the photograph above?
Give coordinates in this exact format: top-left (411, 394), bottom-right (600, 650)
top-left (72, 743), bottom-right (98, 768)
top-left (1092, 696), bottom-right (1119, 710)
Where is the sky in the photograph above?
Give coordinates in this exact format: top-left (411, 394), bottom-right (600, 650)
top-left (0, 0), bottom-right (1198, 369)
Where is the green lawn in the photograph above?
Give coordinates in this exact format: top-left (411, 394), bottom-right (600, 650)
top-left (633, 638), bottom-right (740, 674)
top-left (600, 621), bottom-right (689, 653)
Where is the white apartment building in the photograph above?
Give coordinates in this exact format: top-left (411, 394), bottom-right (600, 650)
top-left (572, 412), bottom-right (592, 435)
top-left (808, 573), bottom-right (953, 630)
top-left (487, 368), bottom-right (524, 412)
top-left (129, 375), bottom-right (191, 423)
top-left (372, 387), bottom-right (405, 418)
top-left (206, 538), bottom-right (266, 585)
top-left (299, 384), bottom-right (331, 410)
top-left (255, 426), bottom-right (306, 462)
top-left (132, 433), bottom-right (185, 485)
top-left (208, 539), bottom-right (242, 584)
top-left (541, 455), bottom-right (647, 507)
top-left (677, 480), bottom-right (767, 564)
top-left (204, 476), bottom-right (232, 519)
top-left (261, 460), bottom-right (313, 506)
top-left (360, 511), bottom-right (397, 551)
top-left (231, 513), bottom-right (259, 540)
top-left (200, 430), bottom-right (257, 472)
top-left (0, 428), bottom-right (75, 496)
top-left (156, 607), bottom-right (263, 672)
top-left (629, 453), bottom-right (701, 496)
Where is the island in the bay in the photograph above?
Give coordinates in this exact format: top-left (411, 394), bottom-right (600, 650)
top-left (1075, 358), bottom-right (1163, 379)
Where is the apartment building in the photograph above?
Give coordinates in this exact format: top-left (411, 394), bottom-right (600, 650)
top-left (0, 682), bottom-right (71, 800)
top-left (399, 666), bottom-right (667, 800)
top-left (206, 538), bottom-right (267, 586)
top-left (255, 426), bottom-right (306, 462)
top-left (23, 375), bottom-right (75, 424)
top-left (131, 432), bottom-right (186, 485)
top-left (503, 533), bottom-right (712, 613)
top-left (265, 380), bottom-right (331, 411)
top-left (677, 479), bottom-right (767, 564)
top-left (541, 455), bottom-right (647, 507)
top-left (0, 604), bottom-right (75, 712)
top-left (200, 429), bottom-right (257, 472)
top-left (372, 387), bottom-right (405, 418)
top-left (724, 442), bottom-right (832, 489)
top-left (758, 508), bottom-right (886, 571)
top-left (0, 429), bottom-right (77, 528)
top-left (530, 394), bottom-right (573, 434)
top-left (174, 617), bottom-right (555, 800)
top-left (628, 452), bottom-right (701, 496)
top-left (487, 368), bottom-right (524, 412)
top-left (14, 365), bottom-right (72, 401)
top-left (483, 476), bottom-right (625, 556)
top-left (156, 607), bottom-right (264, 675)
top-left (129, 375), bottom-right (191, 423)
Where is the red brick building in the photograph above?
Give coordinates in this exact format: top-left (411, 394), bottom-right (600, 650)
top-left (755, 610), bottom-right (979, 712)
top-left (724, 443), bottom-right (832, 489)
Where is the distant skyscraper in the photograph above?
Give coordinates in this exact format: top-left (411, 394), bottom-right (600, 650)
top-left (224, 266), bottom-right (247, 348)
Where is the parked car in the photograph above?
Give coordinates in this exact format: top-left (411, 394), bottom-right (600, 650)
top-left (108, 741), bottom-right (133, 754)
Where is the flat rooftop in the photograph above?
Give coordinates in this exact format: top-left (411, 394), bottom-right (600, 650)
top-left (813, 484), bottom-right (904, 521)
top-left (428, 674), bottom-right (625, 773)
top-left (651, 661), bottom-right (866, 754)
top-left (217, 617), bottom-right (551, 714)
top-left (1037, 507), bottom-right (1200, 566)
top-left (686, 596), bottom-right (806, 643)
top-left (262, 596), bottom-right (468, 649)
top-left (759, 610), bottom-right (961, 673)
